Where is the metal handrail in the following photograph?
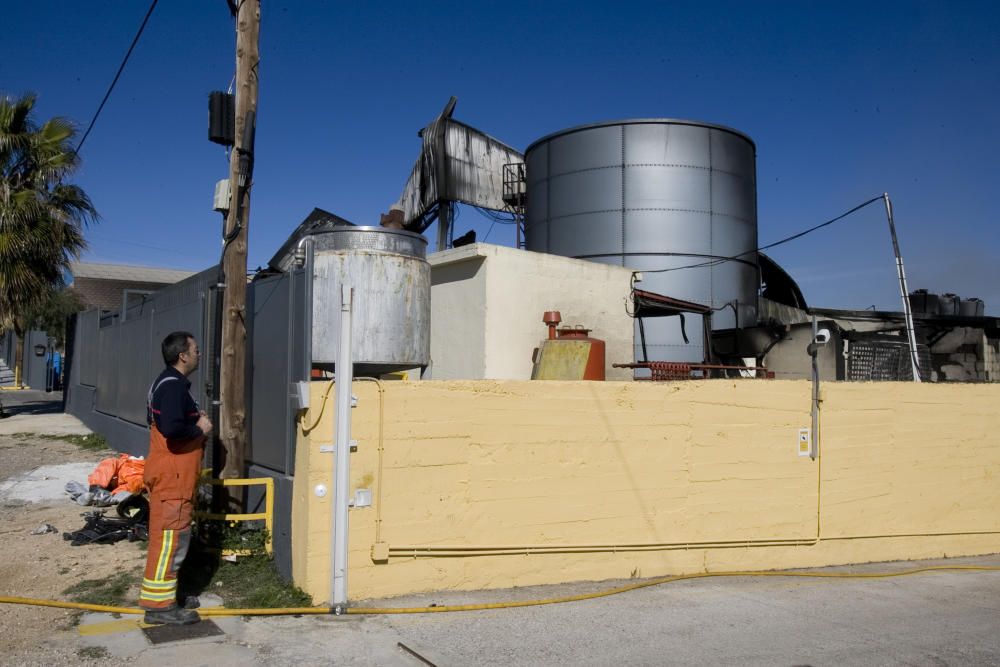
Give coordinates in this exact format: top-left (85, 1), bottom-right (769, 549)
top-left (194, 475), bottom-right (274, 556)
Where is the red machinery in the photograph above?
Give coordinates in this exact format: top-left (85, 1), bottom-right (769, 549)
top-left (532, 311), bottom-right (606, 381)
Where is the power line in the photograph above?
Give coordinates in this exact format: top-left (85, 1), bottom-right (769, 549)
top-left (472, 206), bottom-right (518, 224)
top-left (483, 219), bottom-right (497, 243)
top-left (74, 0), bottom-right (160, 155)
top-left (637, 195), bottom-right (885, 275)
top-left (759, 195), bottom-right (884, 253)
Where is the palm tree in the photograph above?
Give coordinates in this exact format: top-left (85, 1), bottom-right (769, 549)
top-left (0, 93), bottom-right (97, 385)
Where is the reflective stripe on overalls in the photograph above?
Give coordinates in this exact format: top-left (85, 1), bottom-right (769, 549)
top-left (139, 378), bottom-right (205, 610)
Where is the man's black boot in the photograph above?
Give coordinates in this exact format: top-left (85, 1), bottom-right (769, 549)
top-left (143, 605), bottom-right (200, 625)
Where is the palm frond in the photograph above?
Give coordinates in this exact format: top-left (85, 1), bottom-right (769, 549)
top-left (0, 92), bottom-right (97, 328)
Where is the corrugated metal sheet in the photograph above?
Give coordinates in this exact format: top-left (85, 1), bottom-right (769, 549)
top-left (248, 274), bottom-right (291, 472)
top-left (248, 271), bottom-right (310, 474)
top-left (116, 317), bottom-right (154, 425)
top-left (76, 310), bottom-right (100, 386)
top-left (81, 271), bottom-right (211, 425)
top-left (394, 115), bottom-right (523, 230)
top-left (66, 261), bottom-right (304, 471)
top-left (95, 324), bottom-right (120, 414)
top-left (524, 119), bottom-right (759, 364)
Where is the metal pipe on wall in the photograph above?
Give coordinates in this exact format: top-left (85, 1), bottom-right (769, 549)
top-left (882, 193), bottom-right (921, 382)
top-left (332, 285), bottom-right (354, 611)
top-left (302, 238), bottom-right (314, 382)
top-left (810, 316), bottom-right (820, 460)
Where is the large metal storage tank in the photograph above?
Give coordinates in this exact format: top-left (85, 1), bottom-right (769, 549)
top-left (524, 119), bottom-right (758, 363)
top-left (310, 227), bottom-right (430, 375)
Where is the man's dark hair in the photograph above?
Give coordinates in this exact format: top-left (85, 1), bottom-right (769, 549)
top-left (162, 331), bottom-right (195, 366)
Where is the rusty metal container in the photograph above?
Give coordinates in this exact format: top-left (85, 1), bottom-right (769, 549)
top-left (555, 327), bottom-right (606, 381)
top-left (531, 312), bottom-right (606, 381)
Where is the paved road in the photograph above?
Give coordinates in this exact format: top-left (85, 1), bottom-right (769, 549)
top-left (0, 390), bottom-right (90, 435)
top-left (0, 388), bottom-right (64, 415)
top-left (84, 555), bottom-right (1000, 666)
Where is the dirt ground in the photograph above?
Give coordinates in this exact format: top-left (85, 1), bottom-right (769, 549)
top-left (0, 435), bottom-right (144, 666)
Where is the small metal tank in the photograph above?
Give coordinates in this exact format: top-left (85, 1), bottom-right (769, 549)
top-left (959, 297), bottom-right (984, 317)
top-left (310, 227), bottom-right (430, 375)
top-left (908, 289), bottom-right (939, 315)
top-left (531, 311), bottom-right (606, 380)
top-left (938, 293), bottom-right (960, 317)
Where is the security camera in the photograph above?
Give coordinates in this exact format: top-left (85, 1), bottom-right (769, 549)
top-left (807, 328), bottom-right (832, 356)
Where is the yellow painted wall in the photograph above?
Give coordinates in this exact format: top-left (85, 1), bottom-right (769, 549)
top-left (291, 380), bottom-right (1000, 603)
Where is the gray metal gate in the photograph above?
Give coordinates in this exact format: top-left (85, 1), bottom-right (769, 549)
top-left (64, 264), bottom-right (308, 579)
top-left (248, 268), bottom-right (310, 475)
top-left (66, 269), bottom-right (214, 454)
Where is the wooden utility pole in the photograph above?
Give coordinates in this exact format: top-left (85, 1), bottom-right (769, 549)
top-left (219, 0), bottom-right (259, 479)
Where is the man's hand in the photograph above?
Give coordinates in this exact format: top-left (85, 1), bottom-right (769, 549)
top-left (196, 413), bottom-right (214, 436)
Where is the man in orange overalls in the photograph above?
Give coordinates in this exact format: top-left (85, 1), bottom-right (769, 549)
top-left (139, 331), bottom-right (213, 625)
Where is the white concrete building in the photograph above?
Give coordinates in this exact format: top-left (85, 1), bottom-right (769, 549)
top-left (427, 243), bottom-right (635, 381)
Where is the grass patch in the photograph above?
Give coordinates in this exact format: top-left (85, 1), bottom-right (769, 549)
top-left (220, 522), bottom-right (270, 554)
top-left (179, 523), bottom-right (312, 610)
top-left (76, 646), bottom-right (110, 660)
top-left (12, 432), bottom-right (112, 452)
top-left (47, 433), bottom-right (111, 452)
top-left (63, 571), bottom-right (137, 607)
top-left (210, 555), bottom-right (312, 609)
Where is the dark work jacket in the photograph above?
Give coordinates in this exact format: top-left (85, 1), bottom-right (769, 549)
top-left (147, 366), bottom-right (202, 443)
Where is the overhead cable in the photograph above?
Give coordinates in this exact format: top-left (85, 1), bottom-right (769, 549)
top-left (637, 195), bottom-right (885, 275)
top-left (74, 0), bottom-right (160, 155)
top-left (472, 206), bottom-right (519, 224)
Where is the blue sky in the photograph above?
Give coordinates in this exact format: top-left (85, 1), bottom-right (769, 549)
top-left (3, 1), bottom-right (998, 312)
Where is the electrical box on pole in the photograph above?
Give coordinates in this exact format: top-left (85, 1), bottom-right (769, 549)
top-left (208, 91), bottom-right (235, 146)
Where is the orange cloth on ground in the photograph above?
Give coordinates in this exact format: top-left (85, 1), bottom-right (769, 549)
top-left (87, 457), bottom-right (119, 489)
top-left (116, 457), bottom-right (146, 494)
top-left (87, 454), bottom-right (146, 495)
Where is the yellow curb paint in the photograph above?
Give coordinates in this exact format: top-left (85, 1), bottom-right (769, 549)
top-left (78, 618), bottom-right (154, 637)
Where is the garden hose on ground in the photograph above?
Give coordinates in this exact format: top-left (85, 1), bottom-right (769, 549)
top-left (2, 564), bottom-right (999, 617)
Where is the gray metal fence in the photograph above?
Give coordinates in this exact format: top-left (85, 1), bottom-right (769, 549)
top-left (1, 329), bottom-right (54, 389)
top-left (66, 268), bottom-right (214, 455)
top-left (64, 263), bottom-right (309, 579)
